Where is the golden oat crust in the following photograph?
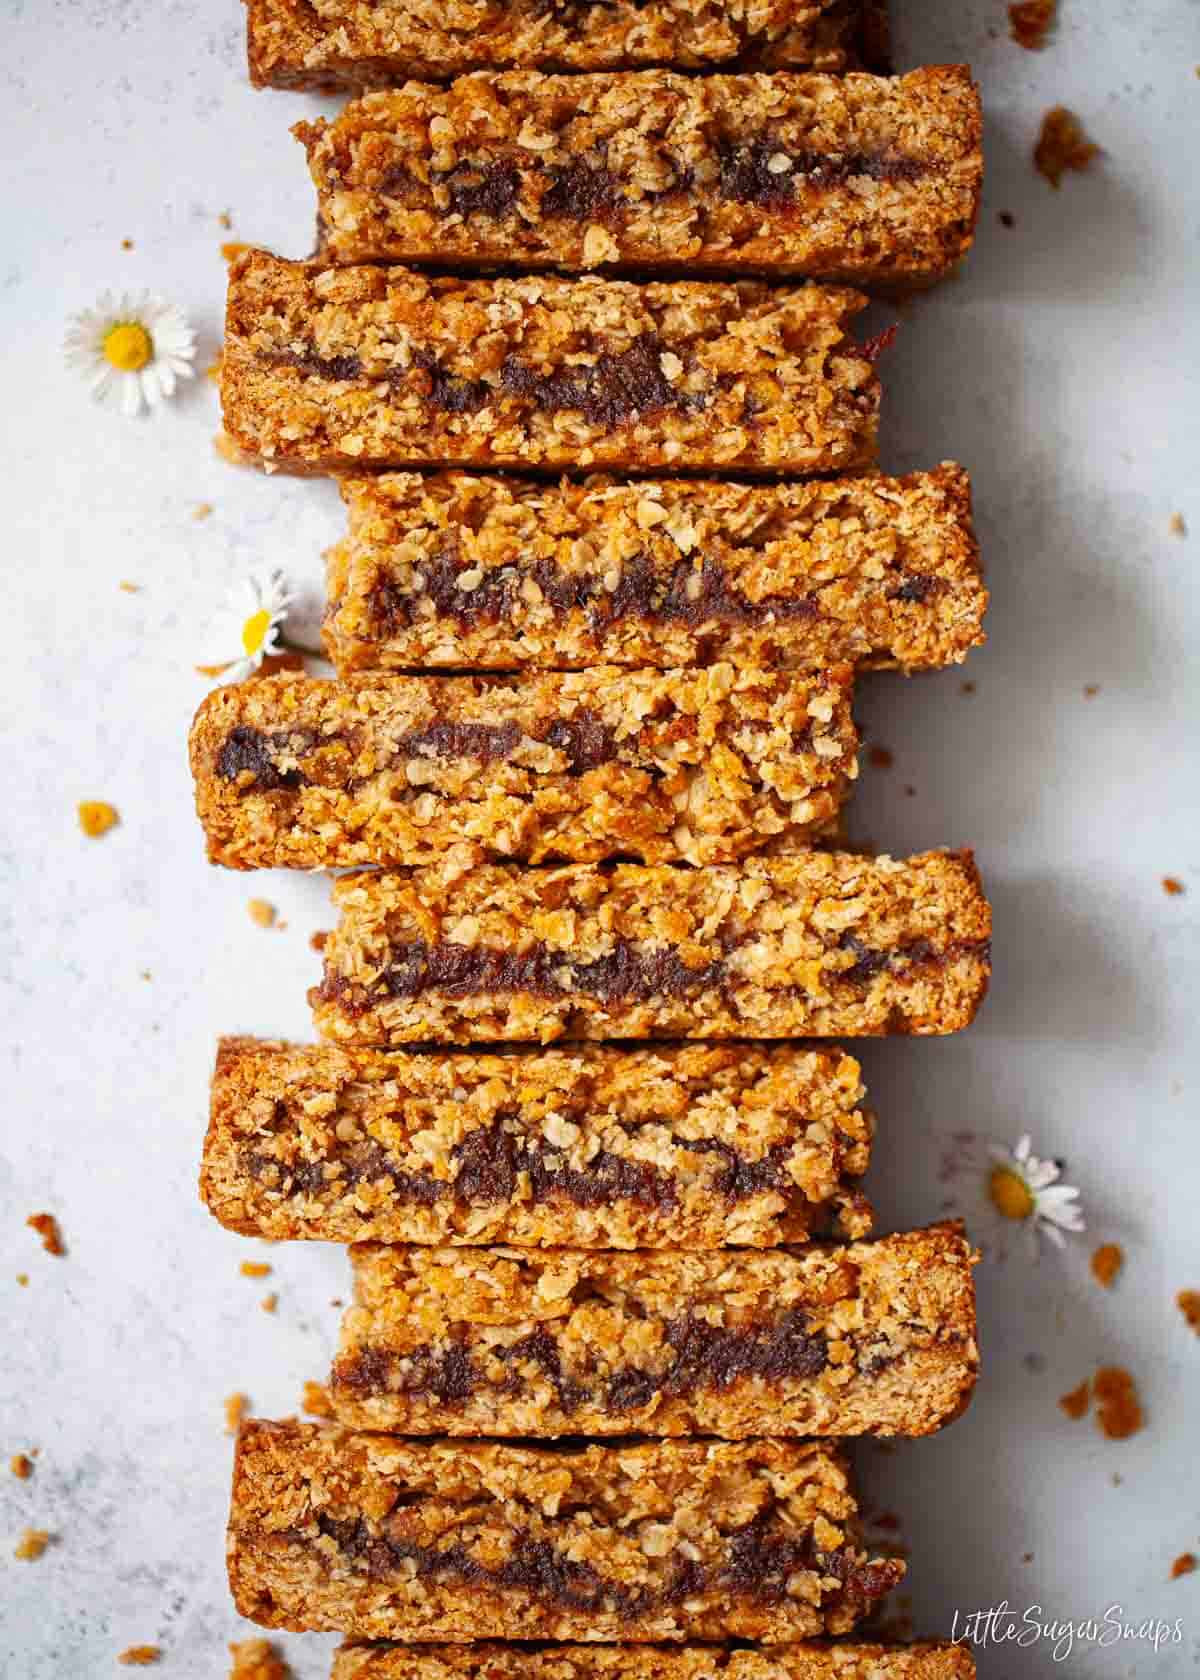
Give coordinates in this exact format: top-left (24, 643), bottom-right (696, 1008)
top-left (331, 1223), bottom-right (979, 1437)
top-left (227, 1422), bottom-right (903, 1641)
top-left (200, 1037), bottom-right (873, 1248)
top-left (325, 466), bottom-right (985, 674)
top-left (189, 666), bottom-right (857, 870)
top-left (331, 1640), bottom-right (975, 1680)
top-left (311, 850), bottom-right (991, 1044)
top-left (221, 251), bottom-right (878, 477)
top-left (299, 68), bottom-right (981, 285)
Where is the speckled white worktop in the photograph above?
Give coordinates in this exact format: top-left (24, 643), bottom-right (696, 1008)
top-left (1, 2), bottom-right (1198, 1675)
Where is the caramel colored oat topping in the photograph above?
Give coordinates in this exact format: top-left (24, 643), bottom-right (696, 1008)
top-left (1163, 877), bottom-right (1186, 897)
top-left (1090, 1243), bottom-right (1124, 1288)
top-left (302, 1381), bottom-right (334, 1419)
top-left (26, 1213), bottom-right (65, 1256)
top-left (1034, 108), bottom-right (1100, 188)
top-left (117, 1648), bottom-right (162, 1667)
top-left (9, 1453), bottom-right (33, 1479)
top-left (247, 899), bottom-right (277, 928)
top-left (1171, 1553), bottom-right (1197, 1580)
top-left (1093, 1366), bottom-right (1143, 1440)
top-left (240, 1260), bottom-right (273, 1279)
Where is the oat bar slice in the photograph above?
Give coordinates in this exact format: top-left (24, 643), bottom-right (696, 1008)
top-left (228, 1422), bottom-right (903, 1641)
top-left (221, 251), bottom-right (878, 476)
top-left (311, 850), bottom-right (991, 1045)
top-left (189, 665), bottom-right (857, 871)
top-left (330, 1223), bottom-right (978, 1438)
top-left (200, 1037), bottom-right (873, 1248)
top-left (325, 466), bottom-right (985, 675)
top-left (300, 67), bottom-right (980, 286)
top-left (245, 0), bottom-right (890, 92)
top-left (331, 1642), bottom-right (975, 1680)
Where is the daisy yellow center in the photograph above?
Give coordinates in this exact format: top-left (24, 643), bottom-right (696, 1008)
top-left (103, 322), bottom-right (154, 373)
top-left (242, 609), bottom-right (272, 657)
top-left (989, 1165), bottom-right (1035, 1222)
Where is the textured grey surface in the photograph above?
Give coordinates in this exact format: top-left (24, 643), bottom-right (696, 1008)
top-left (1, 1), bottom-right (1198, 1675)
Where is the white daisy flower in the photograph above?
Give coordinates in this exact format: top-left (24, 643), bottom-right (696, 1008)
top-left (205, 569), bottom-right (295, 683)
top-left (986, 1134), bottom-right (1085, 1251)
top-left (64, 290), bottom-right (196, 417)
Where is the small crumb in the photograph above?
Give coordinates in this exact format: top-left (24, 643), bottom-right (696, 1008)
top-left (218, 211), bottom-right (234, 230)
top-left (1169, 512), bottom-right (1187, 538)
top-left (1009, 0), bottom-right (1055, 49)
top-left (1111, 1472), bottom-right (1123, 1486)
top-left (248, 900), bottom-right (277, 929)
top-left (16, 1273), bottom-right (28, 1287)
top-left (193, 501), bottom-right (214, 521)
top-left (78, 801), bottom-right (119, 839)
top-left (1023, 1352), bottom-right (1046, 1373)
top-left (1171, 1553), bottom-right (1197, 1580)
top-left (240, 1260), bottom-right (272, 1279)
top-left (1022, 1551), bottom-right (1034, 1564)
top-left (1091, 1243), bottom-right (1124, 1288)
top-left (302, 1381), bottom-right (334, 1419)
top-left (261, 1292), bottom-right (278, 1314)
top-left (310, 931), bottom-right (328, 954)
top-left (1084, 684), bottom-right (1100, 698)
top-left (14, 1528), bottom-right (51, 1561)
top-left (1163, 876), bottom-right (1185, 897)
top-left (140, 970), bottom-right (152, 982)
top-left (229, 1638), bottom-right (294, 1680)
top-left (1035, 107), bottom-right (1101, 188)
top-left (118, 1648), bottom-right (162, 1667)
top-left (1059, 1378), bottom-right (1090, 1420)
top-left (867, 746), bottom-right (894, 769)
top-left (26, 1213), bottom-right (65, 1257)
top-left (10, 1454), bottom-right (33, 1479)
top-left (860, 324), bottom-right (898, 364)
top-left (195, 661), bottom-right (232, 679)
top-left (871, 1511), bottom-right (901, 1531)
top-left (903, 783), bottom-right (916, 798)
top-left (224, 1393), bottom-right (248, 1436)
top-left (222, 240), bottom-right (252, 264)
top-left (960, 680), bottom-right (976, 695)
top-left (1177, 1290), bottom-right (1200, 1333)
top-left (329, 1298), bottom-right (343, 1309)
top-left (998, 210), bottom-right (1016, 228)
top-left (1094, 1366), bottom-right (1143, 1439)
top-left (121, 237), bottom-right (135, 251)
top-left (118, 580), bottom-right (141, 594)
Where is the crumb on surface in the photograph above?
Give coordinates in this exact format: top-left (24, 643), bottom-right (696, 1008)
top-left (1035, 107), bottom-right (1100, 187)
top-left (26, 1213), bottom-right (65, 1256)
top-left (998, 210), bottom-right (1016, 227)
top-left (229, 1636), bottom-right (293, 1680)
top-left (1169, 512), bottom-right (1187, 537)
top-left (14, 1528), bottom-right (51, 1561)
top-left (193, 502), bottom-right (214, 521)
top-left (121, 237), bottom-right (134, 250)
top-left (224, 1393), bottom-right (248, 1436)
top-left (10, 1454), bottom-right (33, 1480)
top-left (960, 680), bottom-right (976, 694)
top-left (310, 931), bottom-right (328, 954)
top-left (261, 1292), bottom-right (278, 1314)
top-left (903, 783), bottom-right (916, 797)
top-left (1094, 1366), bottom-right (1143, 1440)
top-left (1163, 876), bottom-right (1186, 897)
top-left (1091, 1243), bottom-right (1124, 1288)
top-left (1177, 1290), bottom-right (1200, 1333)
top-left (222, 240), bottom-right (252, 263)
top-left (867, 746), bottom-right (894, 769)
top-left (118, 1648), bottom-right (162, 1667)
top-left (301, 1380), bottom-right (334, 1419)
top-left (219, 211), bottom-right (233, 230)
top-left (1084, 684), bottom-right (1100, 697)
top-left (1022, 1551), bottom-right (1034, 1563)
top-left (1059, 1378), bottom-right (1090, 1421)
top-left (118, 580), bottom-right (141, 593)
top-left (1009, 0), bottom-right (1055, 48)
top-left (16, 1273), bottom-right (28, 1287)
top-left (240, 1260), bottom-right (272, 1279)
top-left (1171, 1552), bottom-right (1197, 1580)
top-left (247, 900), bottom-right (277, 929)
top-left (78, 801), bottom-right (119, 839)
top-left (860, 324), bottom-right (898, 364)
